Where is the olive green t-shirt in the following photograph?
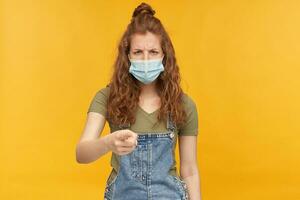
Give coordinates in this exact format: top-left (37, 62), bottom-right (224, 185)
top-left (87, 85), bottom-right (198, 182)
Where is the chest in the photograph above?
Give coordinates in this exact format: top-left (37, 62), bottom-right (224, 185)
top-left (138, 96), bottom-right (161, 114)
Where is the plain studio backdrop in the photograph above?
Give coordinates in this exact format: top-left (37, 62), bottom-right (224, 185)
top-left (1, 0), bottom-right (300, 199)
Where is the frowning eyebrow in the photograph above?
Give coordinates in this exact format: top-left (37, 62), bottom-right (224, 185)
top-left (133, 48), bottom-right (160, 51)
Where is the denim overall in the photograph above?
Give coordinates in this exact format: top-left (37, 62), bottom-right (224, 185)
top-left (104, 113), bottom-right (189, 200)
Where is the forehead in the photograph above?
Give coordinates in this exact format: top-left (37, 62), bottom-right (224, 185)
top-left (130, 32), bottom-right (161, 49)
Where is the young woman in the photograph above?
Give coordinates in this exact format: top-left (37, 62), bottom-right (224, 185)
top-left (76, 2), bottom-right (201, 200)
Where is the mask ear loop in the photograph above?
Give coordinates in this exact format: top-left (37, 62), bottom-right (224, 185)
top-left (160, 55), bottom-right (165, 69)
top-left (160, 55), bottom-right (165, 73)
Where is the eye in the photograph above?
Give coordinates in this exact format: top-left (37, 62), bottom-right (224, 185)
top-left (133, 51), bottom-right (142, 54)
top-left (150, 51), bottom-right (159, 54)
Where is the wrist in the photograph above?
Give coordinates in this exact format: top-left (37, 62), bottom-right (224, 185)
top-left (102, 134), bottom-right (112, 152)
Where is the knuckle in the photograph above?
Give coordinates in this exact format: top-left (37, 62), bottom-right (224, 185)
top-left (114, 140), bottom-right (119, 146)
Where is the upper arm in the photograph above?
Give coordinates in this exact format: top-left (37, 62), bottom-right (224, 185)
top-left (178, 135), bottom-right (199, 177)
top-left (178, 94), bottom-right (199, 136)
top-left (78, 86), bottom-right (110, 142)
top-left (78, 112), bottom-right (106, 143)
top-left (87, 87), bottom-right (109, 116)
top-left (179, 135), bottom-right (198, 166)
top-left (178, 94), bottom-right (199, 176)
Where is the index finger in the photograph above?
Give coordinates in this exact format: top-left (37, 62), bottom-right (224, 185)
top-left (117, 130), bottom-right (135, 141)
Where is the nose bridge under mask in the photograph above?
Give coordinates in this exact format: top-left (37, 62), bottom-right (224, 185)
top-left (145, 60), bottom-right (148, 75)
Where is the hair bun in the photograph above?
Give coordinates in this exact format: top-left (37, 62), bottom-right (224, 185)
top-left (132, 2), bottom-right (155, 18)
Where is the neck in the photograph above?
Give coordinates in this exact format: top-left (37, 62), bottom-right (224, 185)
top-left (139, 80), bottom-right (159, 98)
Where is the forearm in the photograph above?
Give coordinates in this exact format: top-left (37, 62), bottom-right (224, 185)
top-left (181, 167), bottom-right (202, 200)
top-left (76, 135), bottom-right (111, 163)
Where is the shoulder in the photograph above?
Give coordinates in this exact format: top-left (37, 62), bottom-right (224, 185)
top-left (91, 84), bottom-right (111, 102)
top-left (182, 92), bottom-right (197, 111)
top-left (87, 84), bottom-right (111, 115)
top-left (95, 84), bottom-right (110, 97)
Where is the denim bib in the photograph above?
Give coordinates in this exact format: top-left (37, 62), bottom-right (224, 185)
top-left (104, 113), bottom-right (189, 200)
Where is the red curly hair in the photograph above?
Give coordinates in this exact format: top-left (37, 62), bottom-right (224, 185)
top-left (107, 2), bottom-right (187, 129)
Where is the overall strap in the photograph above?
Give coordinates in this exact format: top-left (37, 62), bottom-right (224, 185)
top-left (167, 111), bottom-right (177, 132)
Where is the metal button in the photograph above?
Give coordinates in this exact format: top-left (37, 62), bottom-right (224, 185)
top-left (170, 132), bottom-right (174, 138)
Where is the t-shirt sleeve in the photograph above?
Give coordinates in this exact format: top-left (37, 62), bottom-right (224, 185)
top-left (178, 94), bottom-right (199, 136)
top-left (87, 87), bottom-right (109, 118)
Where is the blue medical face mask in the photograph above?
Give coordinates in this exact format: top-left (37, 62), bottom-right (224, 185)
top-left (128, 56), bottom-right (164, 84)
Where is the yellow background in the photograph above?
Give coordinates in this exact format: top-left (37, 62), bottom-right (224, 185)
top-left (1, 0), bottom-right (300, 199)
